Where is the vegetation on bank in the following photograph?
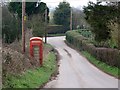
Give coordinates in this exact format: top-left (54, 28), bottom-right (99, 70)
top-left (47, 25), bottom-right (67, 34)
top-left (82, 51), bottom-right (119, 78)
top-left (47, 33), bottom-right (65, 37)
top-left (83, 2), bottom-right (119, 47)
top-left (76, 29), bottom-right (118, 49)
top-left (83, 1), bottom-right (120, 49)
top-left (3, 44), bottom-right (58, 88)
top-left (66, 30), bottom-right (120, 78)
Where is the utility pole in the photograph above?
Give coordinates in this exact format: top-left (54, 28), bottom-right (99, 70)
top-left (118, 2), bottom-right (120, 49)
top-left (70, 8), bottom-right (72, 30)
top-left (22, 0), bottom-right (26, 53)
top-left (45, 8), bottom-right (47, 43)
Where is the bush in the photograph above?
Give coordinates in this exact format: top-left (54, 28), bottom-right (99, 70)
top-left (31, 14), bottom-right (45, 37)
top-left (77, 29), bottom-right (93, 38)
top-left (47, 25), bottom-right (68, 34)
top-left (66, 31), bottom-right (120, 67)
top-left (2, 6), bottom-right (21, 44)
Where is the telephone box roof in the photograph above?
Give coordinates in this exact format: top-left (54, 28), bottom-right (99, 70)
top-left (30, 37), bottom-right (42, 41)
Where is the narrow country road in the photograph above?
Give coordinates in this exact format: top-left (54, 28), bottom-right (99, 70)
top-left (44, 36), bottom-right (118, 88)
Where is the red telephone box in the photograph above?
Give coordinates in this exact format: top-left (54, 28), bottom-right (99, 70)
top-left (30, 37), bottom-right (43, 65)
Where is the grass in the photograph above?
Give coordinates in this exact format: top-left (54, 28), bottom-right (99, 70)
top-left (3, 49), bottom-right (57, 88)
top-left (44, 43), bottom-right (53, 48)
top-left (81, 51), bottom-right (119, 78)
top-left (66, 30), bottom-right (119, 78)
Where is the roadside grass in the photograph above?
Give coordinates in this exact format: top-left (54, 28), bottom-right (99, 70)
top-left (44, 43), bottom-right (53, 48)
top-left (81, 51), bottom-right (119, 78)
top-left (3, 44), bottom-right (57, 88)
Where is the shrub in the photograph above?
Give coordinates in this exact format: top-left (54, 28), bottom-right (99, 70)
top-left (66, 30), bottom-right (120, 67)
top-left (77, 29), bottom-right (93, 38)
top-left (31, 14), bottom-right (45, 37)
top-left (47, 25), bottom-right (68, 34)
top-left (2, 6), bottom-right (21, 44)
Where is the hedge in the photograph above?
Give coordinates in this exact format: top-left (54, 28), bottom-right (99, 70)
top-left (47, 25), bottom-right (68, 34)
top-left (66, 30), bottom-right (120, 67)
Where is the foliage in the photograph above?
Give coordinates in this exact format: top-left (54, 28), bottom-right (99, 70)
top-left (3, 50), bottom-right (57, 88)
top-left (31, 14), bottom-right (45, 37)
top-left (76, 29), bottom-right (115, 48)
top-left (8, 2), bottom-right (49, 39)
top-left (77, 29), bottom-right (93, 39)
top-left (8, 2), bottom-right (22, 18)
top-left (2, 6), bottom-right (21, 44)
top-left (82, 51), bottom-right (119, 78)
top-left (108, 21), bottom-right (118, 48)
top-left (31, 2), bottom-right (49, 37)
top-left (0, 6), bottom-right (2, 38)
top-left (47, 33), bottom-right (65, 37)
top-left (53, 1), bottom-right (71, 30)
top-left (47, 25), bottom-right (67, 34)
top-left (8, 2), bottom-right (49, 19)
top-left (30, 2), bottom-right (49, 37)
top-left (83, 1), bottom-right (118, 42)
top-left (8, 1), bottom-right (49, 25)
top-left (72, 8), bottom-right (90, 30)
top-left (66, 30), bottom-right (120, 68)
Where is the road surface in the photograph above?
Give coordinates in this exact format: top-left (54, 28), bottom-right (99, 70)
top-left (44, 36), bottom-right (118, 88)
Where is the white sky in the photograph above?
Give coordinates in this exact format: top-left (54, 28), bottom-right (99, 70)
top-left (41, 0), bottom-right (97, 9)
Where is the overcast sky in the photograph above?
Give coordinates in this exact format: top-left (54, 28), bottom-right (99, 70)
top-left (41, 0), bottom-right (97, 9)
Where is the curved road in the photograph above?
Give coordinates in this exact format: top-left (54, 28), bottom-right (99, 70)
top-left (44, 36), bottom-right (118, 88)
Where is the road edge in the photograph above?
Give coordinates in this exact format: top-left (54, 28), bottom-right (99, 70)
top-left (65, 40), bottom-right (119, 79)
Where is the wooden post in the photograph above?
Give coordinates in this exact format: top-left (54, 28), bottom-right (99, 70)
top-left (70, 8), bottom-right (72, 30)
top-left (22, 0), bottom-right (26, 53)
top-left (118, 2), bottom-right (120, 49)
top-left (45, 8), bottom-right (47, 43)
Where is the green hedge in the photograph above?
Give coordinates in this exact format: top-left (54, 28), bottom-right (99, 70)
top-left (77, 29), bottom-right (93, 38)
top-left (47, 25), bottom-right (68, 34)
top-left (66, 31), bottom-right (120, 67)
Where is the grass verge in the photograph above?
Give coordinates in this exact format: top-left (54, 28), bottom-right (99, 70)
top-left (81, 51), bottom-right (119, 78)
top-left (3, 44), bottom-right (58, 88)
top-left (65, 40), bottom-right (119, 78)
